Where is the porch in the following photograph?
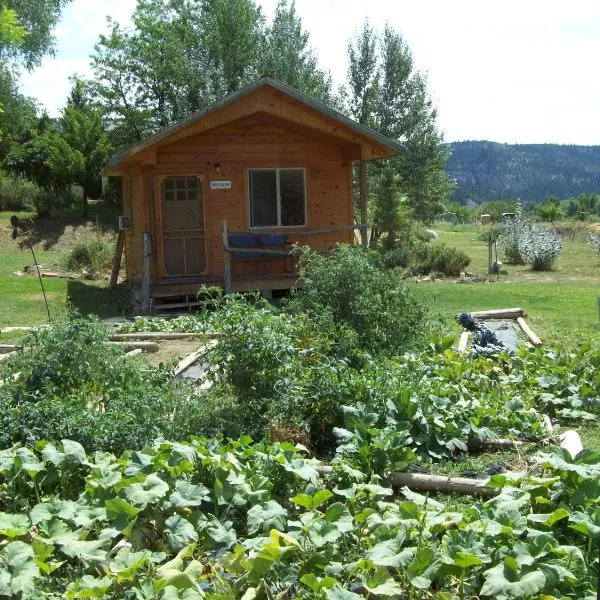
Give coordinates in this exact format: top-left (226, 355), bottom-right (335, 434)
top-left (148, 221), bottom-right (365, 310)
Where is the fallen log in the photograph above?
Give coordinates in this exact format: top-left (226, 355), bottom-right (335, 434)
top-left (316, 465), bottom-right (498, 497)
top-left (457, 331), bottom-right (470, 353)
top-left (0, 344), bottom-right (22, 352)
top-left (0, 351), bottom-right (17, 363)
top-left (173, 339), bottom-right (218, 377)
top-left (516, 317), bottom-right (542, 347)
top-left (109, 332), bottom-right (205, 341)
top-left (122, 348), bottom-right (143, 359)
top-left (173, 349), bottom-right (202, 377)
top-left (471, 307), bottom-right (525, 320)
top-left (388, 472), bottom-right (499, 498)
top-left (107, 341), bottom-right (159, 353)
top-left (470, 438), bottom-right (524, 451)
top-left (0, 325), bottom-right (50, 333)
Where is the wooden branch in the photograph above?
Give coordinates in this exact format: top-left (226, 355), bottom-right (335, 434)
top-left (471, 308), bottom-right (525, 319)
top-left (457, 331), bottom-right (470, 353)
top-left (107, 341), bottom-right (159, 352)
top-left (516, 317), bottom-right (542, 347)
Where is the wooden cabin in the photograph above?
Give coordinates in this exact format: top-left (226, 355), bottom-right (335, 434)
top-left (103, 77), bottom-right (404, 311)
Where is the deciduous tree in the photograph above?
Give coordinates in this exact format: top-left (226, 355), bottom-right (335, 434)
top-left (61, 80), bottom-right (112, 217)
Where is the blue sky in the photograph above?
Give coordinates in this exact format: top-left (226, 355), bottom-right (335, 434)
top-left (18, 0), bottom-right (600, 145)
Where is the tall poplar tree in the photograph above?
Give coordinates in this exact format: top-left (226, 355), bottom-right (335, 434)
top-left (347, 22), bottom-right (453, 228)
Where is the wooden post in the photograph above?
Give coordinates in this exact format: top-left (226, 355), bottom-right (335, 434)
top-left (222, 220), bottom-right (232, 293)
top-left (359, 160), bottom-right (368, 248)
top-left (142, 232), bottom-right (152, 314)
top-left (110, 230), bottom-right (126, 290)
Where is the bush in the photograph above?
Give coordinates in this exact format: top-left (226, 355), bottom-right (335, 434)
top-left (498, 217), bottom-right (528, 264)
top-left (410, 241), bottom-right (471, 276)
top-left (589, 231), bottom-right (600, 256)
top-left (63, 234), bottom-right (113, 272)
top-left (0, 174), bottom-right (39, 211)
top-left (287, 244), bottom-right (429, 355)
top-left (517, 224), bottom-right (562, 271)
top-left (0, 315), bottom-right (208, 454)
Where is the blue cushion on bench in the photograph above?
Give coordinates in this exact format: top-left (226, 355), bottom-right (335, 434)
top-left (260, 233), bottom-right (287, 246)
top-left (229, 234), bottom-right (261, 259)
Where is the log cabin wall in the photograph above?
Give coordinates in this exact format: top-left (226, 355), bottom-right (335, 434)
top-left (146, 118), bottom-right (355, 281)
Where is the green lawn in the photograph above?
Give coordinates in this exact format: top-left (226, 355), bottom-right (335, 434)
top-left (0, 203), bottom-right (126, 332)
top-left (419, 222), bottom-right (600, 346)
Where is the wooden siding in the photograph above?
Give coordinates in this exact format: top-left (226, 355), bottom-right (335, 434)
top-left (123, 117), bottom-right (355, 285)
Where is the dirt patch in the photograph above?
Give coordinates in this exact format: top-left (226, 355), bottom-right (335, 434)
top-left (141, 339), bottom-right (202, 368)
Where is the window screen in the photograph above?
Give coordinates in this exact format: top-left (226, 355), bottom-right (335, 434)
top-left (248, 169), bottom-right (306, 227)
top-left (249, 170), bottom-right (278, 227)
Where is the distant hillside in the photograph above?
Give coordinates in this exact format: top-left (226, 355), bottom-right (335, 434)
top-left (446, 141), bottom-right (600, 203)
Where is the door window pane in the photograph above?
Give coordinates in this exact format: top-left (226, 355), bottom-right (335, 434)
top-left (280, 169), bottom-right (305, 226)
top-left (249, 170), bottom-right (278, 227)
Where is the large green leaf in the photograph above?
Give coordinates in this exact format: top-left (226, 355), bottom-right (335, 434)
top-left (0, 541), bottom-right (40, 598)
top-left (165, 516), bottom-right (198, 551)
top-left (247, 500), bottom-right (288, 535)
top-left (169, 480), bottom-right (210, 508)
top-left (0, 512), bottom-right (30, 538)
top-left (65, 575), bottom-right (113, 598)
top-left (124, 473), bottom-right (170, 507)
top-left (480, 557), bottom-right (546, 599)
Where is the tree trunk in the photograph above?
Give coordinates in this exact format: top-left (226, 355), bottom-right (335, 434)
top-left (82, 190), bottom-right (89, 219)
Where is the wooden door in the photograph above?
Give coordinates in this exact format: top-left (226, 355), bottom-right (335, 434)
top-left (160, 175), bottom-right (206, 277)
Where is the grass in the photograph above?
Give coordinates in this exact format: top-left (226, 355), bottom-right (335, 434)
top-left (414, 222), bottom-right (600, 346)
top-left (0, 202), bottom-right (127, 332)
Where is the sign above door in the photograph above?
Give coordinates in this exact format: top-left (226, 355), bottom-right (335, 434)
top-left (210, 180), bottom-right (232, 190)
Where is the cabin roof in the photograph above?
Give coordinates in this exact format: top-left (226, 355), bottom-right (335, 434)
top-left (104, 77), bottom-right (405, 171)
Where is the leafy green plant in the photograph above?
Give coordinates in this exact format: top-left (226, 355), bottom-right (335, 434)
top-left (0, 436), bottom-right (598, 599)
top-left (287, 244), bottom-right (428, 355)
top-left (0, 315), bottom-right (211, 454)
top-left (410, 241), bottom-right (471, 276)
top-left (62, 234), bottom-right (113, 273)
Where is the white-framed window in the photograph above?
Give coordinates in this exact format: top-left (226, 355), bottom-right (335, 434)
top-left (248, 168), bottom-right (307, 227)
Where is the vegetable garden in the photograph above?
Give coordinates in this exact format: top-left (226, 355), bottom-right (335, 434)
top-left (0, 246), bottom-right (599, 598)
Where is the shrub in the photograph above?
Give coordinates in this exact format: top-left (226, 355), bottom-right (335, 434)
top-left (287, 244), bottom-right (428, 355)
top-left (63, 234), bottom-right (113, 272)
top-left (498, 218), bottom-right (528, 264)
top-left (411, 242), bottom-right (471, 276)
top-left (589, 231), bottom-right (600, 256)
top-left (518, 224), bottom-right (562, 271)
top-left (0, 174), bottom-right (39, 211)
top-left (0, 315), bottom-right (207, 454)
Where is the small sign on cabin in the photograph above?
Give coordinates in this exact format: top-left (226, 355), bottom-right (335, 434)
top-left (210, 180), bottom-right (232, 190)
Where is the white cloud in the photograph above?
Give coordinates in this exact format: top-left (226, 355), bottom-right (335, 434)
top-left (17, 0), bottom-right (600, 144)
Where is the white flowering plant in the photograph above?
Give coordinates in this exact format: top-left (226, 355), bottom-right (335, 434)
top-left (517, 223), bottom-right (562, 271)
top-left (588, 231), bottom-right (600, 256)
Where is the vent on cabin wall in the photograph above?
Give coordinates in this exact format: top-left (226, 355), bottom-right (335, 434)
top-left (118, 215), bottom-right (132, 231)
